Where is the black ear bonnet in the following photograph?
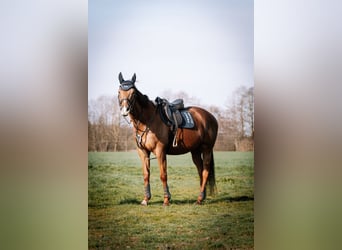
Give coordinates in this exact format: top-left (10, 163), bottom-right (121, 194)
top-left (118, 72), bottom-right (136, 91)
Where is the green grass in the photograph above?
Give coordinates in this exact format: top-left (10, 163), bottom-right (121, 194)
top-left (89, 151), bottom-right (254, 249)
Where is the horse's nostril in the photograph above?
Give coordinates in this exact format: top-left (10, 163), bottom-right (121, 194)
top-left (121, 106), bottom-right (129, 116)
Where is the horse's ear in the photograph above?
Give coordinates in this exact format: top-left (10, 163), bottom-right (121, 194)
top-left (131, 73), bottom-right (136, 84)
top-left (118, 72), bottom-right (124, 84)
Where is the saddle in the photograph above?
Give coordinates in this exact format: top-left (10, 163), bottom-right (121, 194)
top-left (155, 97), bottom-right (195, 147)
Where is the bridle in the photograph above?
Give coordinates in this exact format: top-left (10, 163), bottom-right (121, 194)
top-left (118, 88), bottom-right (137, 115)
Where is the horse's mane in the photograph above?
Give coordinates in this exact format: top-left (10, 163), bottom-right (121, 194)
top-left (135, 88), bottom-right (151, 108)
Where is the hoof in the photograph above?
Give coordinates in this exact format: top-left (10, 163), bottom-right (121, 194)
top-left (195, 199), bottom-right (204, 205)
top-left (141, 200), bottom-right (148, 206)
top-left (163, 196), bottom-right (171, 206)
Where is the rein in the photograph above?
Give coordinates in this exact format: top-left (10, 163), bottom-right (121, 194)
top-left (129, 98), bottom-right (158, 152)
top-left (121, 115), bottom-right (157, 161)
top-left (133, 120), bottom-right (150, 148)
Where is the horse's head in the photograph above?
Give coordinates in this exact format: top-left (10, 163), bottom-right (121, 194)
top-left (118, 72), bottom-right (137, 116)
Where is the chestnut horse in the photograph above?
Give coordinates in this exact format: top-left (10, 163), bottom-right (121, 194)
top-left (117, 73), bottom-right (218, 205)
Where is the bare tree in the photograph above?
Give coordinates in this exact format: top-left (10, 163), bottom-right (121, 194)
top-left (88, 120), bottom-right (96, 151)
top-left (88, 95), bottom-right (121, 151)
top-left (224, 86), bottom-right (254, 151)
top-left (229, 86), bottom-right (254, 138)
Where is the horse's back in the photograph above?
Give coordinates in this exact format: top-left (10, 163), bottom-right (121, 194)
top-left (189, 106), bottom-right (218, 130)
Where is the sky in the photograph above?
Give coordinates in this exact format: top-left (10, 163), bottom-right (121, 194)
top-left (89, 0), bottom-right (253, 108)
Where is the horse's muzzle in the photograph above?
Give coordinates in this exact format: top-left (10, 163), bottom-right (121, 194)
top-left (121, 106), bottom-right (130, 116)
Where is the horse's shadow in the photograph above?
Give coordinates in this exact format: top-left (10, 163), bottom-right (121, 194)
top-left (212, 195), bottom-right (254, 203)
top-left (118, 195), bottom-right (254, 205)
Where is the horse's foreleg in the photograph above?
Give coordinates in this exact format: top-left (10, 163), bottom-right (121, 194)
top-left (157, 151), bottom-right (171, 206)
top-left (138, 149), bottom-right (151, 205)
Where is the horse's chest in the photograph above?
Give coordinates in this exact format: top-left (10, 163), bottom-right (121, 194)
top-left (135, 129), bottom-right (168, 151)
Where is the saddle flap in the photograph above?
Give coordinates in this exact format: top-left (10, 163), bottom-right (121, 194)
top-left (163, 104), bottom-right (173, 122)
top-left (173, 111), bottom-right (183, 125)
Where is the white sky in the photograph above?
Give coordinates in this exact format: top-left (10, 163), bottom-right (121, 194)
top-left (89, 0), bottom-right (253, 108)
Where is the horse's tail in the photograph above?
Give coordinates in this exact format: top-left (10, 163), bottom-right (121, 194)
top-left (208, 152), bottom-right (217, 195)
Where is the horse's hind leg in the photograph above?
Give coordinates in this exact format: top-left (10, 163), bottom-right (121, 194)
top-left (194, 149), bottom-right (214, 204)
top-left (191, 150), bottom-right (206, 204)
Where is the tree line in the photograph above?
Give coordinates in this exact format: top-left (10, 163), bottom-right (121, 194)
top-left (88, 86), bottom-right (254, 152)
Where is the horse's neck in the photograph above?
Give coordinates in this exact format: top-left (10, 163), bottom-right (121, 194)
top-left (130, 100), bottom-right (155, 125)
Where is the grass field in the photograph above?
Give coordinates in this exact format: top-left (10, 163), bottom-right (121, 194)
top-left (88, 151), bottom-right (254, 249)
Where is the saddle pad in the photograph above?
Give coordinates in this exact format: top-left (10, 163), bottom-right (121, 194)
top-left (179, 110), bottom-right (195, 128)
